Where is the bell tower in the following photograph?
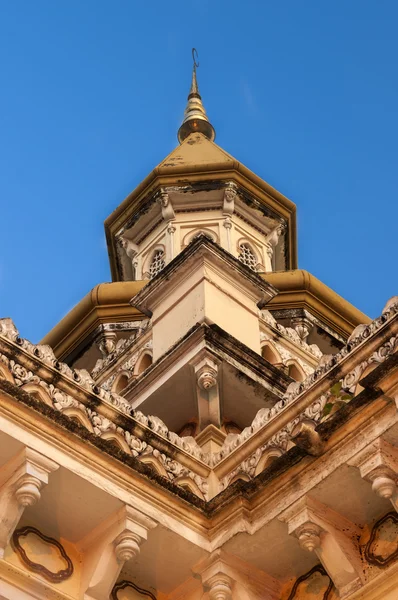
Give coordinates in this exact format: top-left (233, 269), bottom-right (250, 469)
top-left (42, 51), bottom-right (368, 449)
top-left (105, 49), bottom-right (297, 285)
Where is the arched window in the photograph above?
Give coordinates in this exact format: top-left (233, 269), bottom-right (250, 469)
top-left (261, 343), bottom-right (281, 366)
top-left (136, 353), bottom-right (153, 375)
top-left (238, 243), bottom-right (257, 271)
top-left (288, 362), bottom-right (305, 382)
top-left (113, 373), bottom-right (129, 394)
top-left (148, 249), bottom-right (165, 279)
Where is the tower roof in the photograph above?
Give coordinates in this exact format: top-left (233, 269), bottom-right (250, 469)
top-left (177, 49), bottom-right (215, 144)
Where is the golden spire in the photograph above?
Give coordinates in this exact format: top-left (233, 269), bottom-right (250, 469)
top-left (178, 49), bottom-right (216, 144)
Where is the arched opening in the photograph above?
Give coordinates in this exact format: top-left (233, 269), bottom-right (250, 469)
top-left (113, 373), bottom-right (129, 394)
top-left (183, 228), bottom-right (218, 247)
top-left (148, 248), bottom-right (165, 279)
top-left (238, 242), bottom-right (258, 271)
top-left (261, 343), bottom-right (281, 366)
top-left (288, 362), bottom-right (305, 382)
top-left (136, 353), bottom-right (152, 375)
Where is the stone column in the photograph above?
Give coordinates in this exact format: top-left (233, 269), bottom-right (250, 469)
top-left (167, 223), bottom-right (176, 262)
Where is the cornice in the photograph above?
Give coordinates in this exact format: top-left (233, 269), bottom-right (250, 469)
top-left (264, 270), bottom-right (370, 338)
top-left (0, 297), bottom-right (397, 531)
top-left (41, 281), bottom-right (146, 360)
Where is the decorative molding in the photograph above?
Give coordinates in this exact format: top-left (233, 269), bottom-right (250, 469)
top-left (92, 319), bottom-right (151, 378)
top-left (114, 531), bottom-right (142, 563)
top-left (97, 331), bottom-right (117, 357)
top-left (12, 526), bottom-right (73, 582)
top-left (365, 512), bottom-right (398, 567)
top-left (260, 310), bottom-right (323, 359)
top-left (197, 367), bottom-right (218, 390)
top-left (112, 580), bottom-right (157, 600)
top-left (0, 295), bottom-right (397, 500)
top-left (207, 573), bottom-right (233, 600)
top-left (287, 565), bottom-right (334, 600)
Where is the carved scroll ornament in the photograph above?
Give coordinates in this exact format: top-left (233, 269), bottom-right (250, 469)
top-left (365, 512), bottom-right (398, 567)
top-left (112, 579), bottom-right (156, 599)
top-left (287, 564), bottom-right (334, 600)
top-left (12, 526), bottom-right (73, 582)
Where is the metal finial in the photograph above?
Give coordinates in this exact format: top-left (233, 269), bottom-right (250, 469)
top-left (192, 48), bottom-right (199, 70)
top-left (177, 48), bottom-right (215, 144)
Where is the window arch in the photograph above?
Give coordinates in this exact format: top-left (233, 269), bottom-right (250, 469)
top-left (287, 360), bottom-right (306, 382)
top-left (135, 352), bottom-right (153, 376)
top-left (182, 227), bottom-right (218, 247)
top-left (148, 248), bottom-right (165, 279)
top-left (112, 372), bottom-right (129, 394)
top-left (261, 342), bottom-right (282, 366)
top-left (238, 242), bottom-right (258, 270)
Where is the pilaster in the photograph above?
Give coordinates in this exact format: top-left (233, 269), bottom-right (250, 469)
top-left (193, 549), bottom-right (280, 600)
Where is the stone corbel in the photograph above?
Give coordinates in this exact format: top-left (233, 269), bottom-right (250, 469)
top-left (194, 549), bottom-right (280, 600)
top-left (291, 317), bottom-right (313, 342)
top-left (0, 447), bottom-right (59, 558)
top-left (280, 496), bottom-right (364, 597)
top-left (222, 183), bottom-right (238, 216)
top-left (97, 331), bottom-right (117, 357)
top-left (79, 505), bottom-right (157, 600)
top-left (120, 238), bottom-right (140, 278)
top-left (157, 188), bottom-right (175, 222)
top-left (264, 224), bottom-right (285, 270)
top-left (348, 438), bottom-right (398, 512)
top-left (191, 353), bottom-right (221, 430)
top-left (120, 238), bottom-right (139, 260)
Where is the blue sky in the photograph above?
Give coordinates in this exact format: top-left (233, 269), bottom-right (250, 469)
top-left (0, 1), bottom-right (397, 343)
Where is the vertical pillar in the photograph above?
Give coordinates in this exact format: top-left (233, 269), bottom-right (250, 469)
top-left (167, 223), bottom-right (176, 262)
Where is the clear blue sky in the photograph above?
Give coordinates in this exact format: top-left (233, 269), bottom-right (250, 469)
top-left (0, 1), bottom-right (397, 343)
